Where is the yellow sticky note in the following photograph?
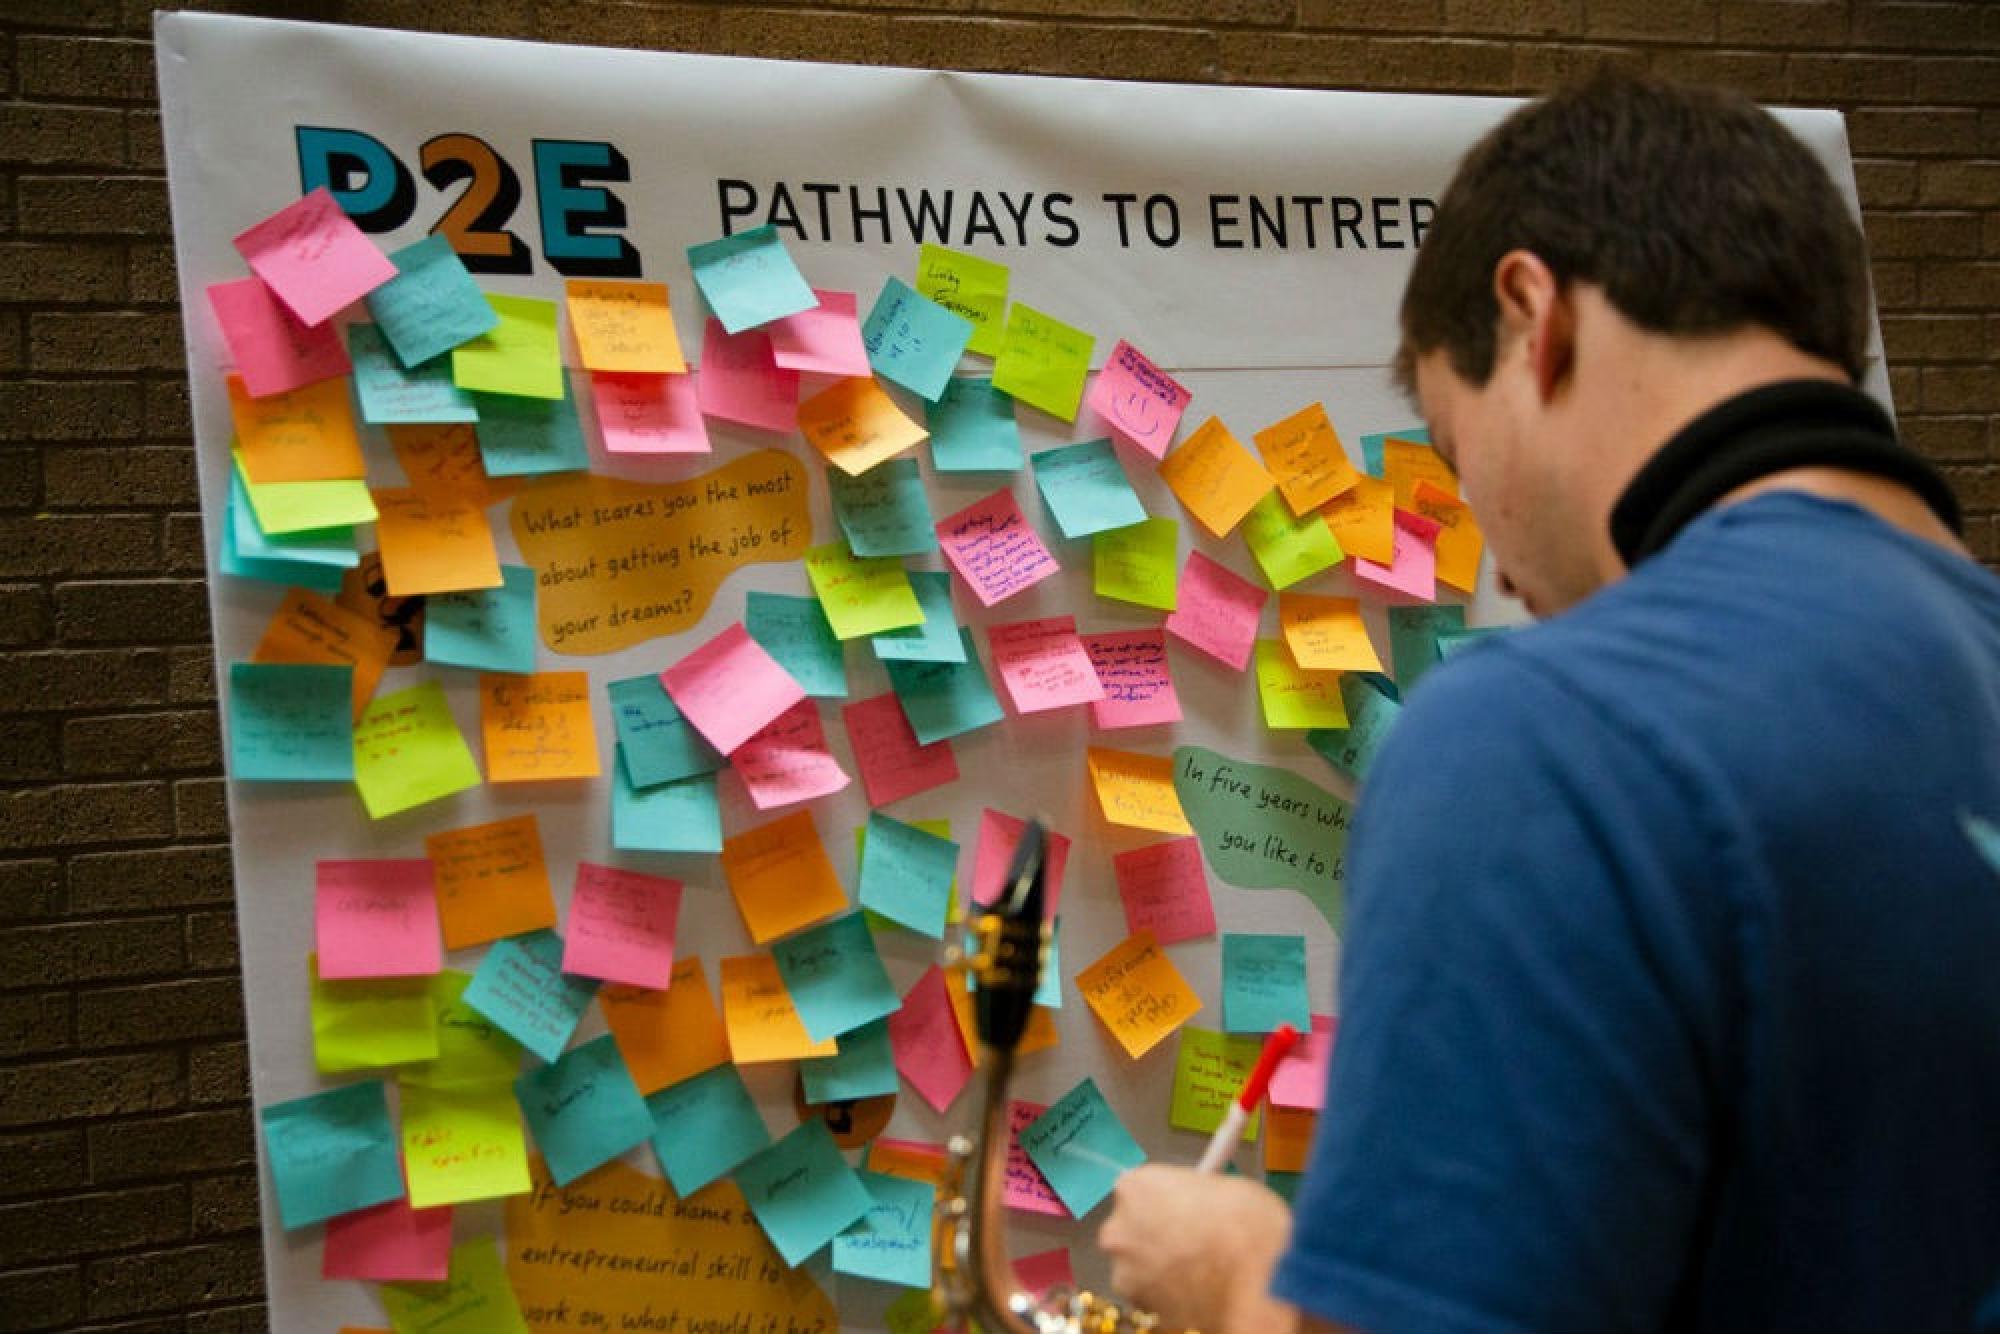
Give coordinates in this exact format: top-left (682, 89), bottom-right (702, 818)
top-left (452, 293), bottom-right (564, 400)
top-left (720, 809), bottom-right (849, 945)
top-left (371, 486), bottom-right (503, 596)
top-left (308, 955), bottom-right (438, 1074)
top-left (401, 1082), bottom-right (532, 1208)
top-left (1092, 516), bottom-right (1179, 611)
top-left (566, 279), bottom-right (686, 373)
top-left (253, 586), bottom-right (396, 721)
top-left (798, 376), bottom-right (928, 476)
top-left (719, 954), bottom-right (837, 1063)
top-left (803, 541), bottom-right (925, 640)
top-left (991, 302), bottom-right (1094, 422)
top-left (1413, 479), bottom-right (1484, 594)
top-left (1254, 403), bottom-right (1360, 515)
top-left (1278, 593), bottom-right (1383, 673)
top-left (600, 956), bottom-right (731, 1096)
top-left (1384, 437), bottom-right (1458, 510)
top-left (478, 671), bottom-right (601, 782)
top-left (1319, 474), bottom-right (1396, 566)
top-left (352, 680), bottom-right (482, 820)
top-left (1159, 415), bottom-right (1274, 538)
top-left (399, 970), bottom-right (523, 1091)
top-left (1263, 1104), bottom-right (1317, 1173)
top-left (424, 814), bottom-right (558, 950)
top-left (1086, 747), bottom-right (1193, 835)
top-left (1075, 928), bottom-right (1203, 1059)
top-left (916, 244), bottom-right (1009, 357)
top-left (1253, 638), bottom-right (1349, 731)
top-left (234, 448), bottom-right (377, 535)
top-left (228, 372), bottom-right (366, 484)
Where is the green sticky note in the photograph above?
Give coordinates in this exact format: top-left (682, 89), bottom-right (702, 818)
top-left (1172, 744), bottom-right (1350, 930)
top-left (863, 275), bottom-right (974, 402)
top-left (1388, 604), bottom-right (1467, 691)
top-left (350, 321), bottom-right (479, 424)
top-left (803, 541), bottom-right (925, 640)
top-left (1243, 490), bottom-right (1344, 590)
top-left (401, 1082), bottom-right (532, 1208)
top-left (647, 1063), bottom-right (771, 1196)
top-left (884, 627), bottom-right (1004, 745)
top-left (232, 448), bottom-right (377, 535)
top-left (771, 912), bottom-right (901, 1043)
top-left (365, 234), bottom-right (500, 370)
top-left (993, 302), bottom-right (1094, 421)
top-left (309, 955), bottom-right (437, 1074)
top-left (228, 471), bottom-right (358, 570)
top-left (229, 661), bottom-right (354, 782)
top-left (1254, 638), bottom-right (1349, 731)
top-left (832, 1168), bottom-right (935, 1288)
top-left (917, 243), bottom-right (1009, 357)
top-left (801, 1015), bottom-right (899, 1105)
top-left (425, 564), bottom-right (537, 674)
top-left (471, 386), bottom-right (589, 476)
top-left (351, 679), bottom-right (482, 819)
top-left (830, 457), bottom-right (938, 558)
top-left (1033, 437), bottom-right (1147, 539)
top-left (382, 1236), bottom-right (528, 1334)
top-left (451, 293), bottom-right (564, 399)
top-left (858, 811), bottom-right (960, 939)
top-left (1169, 1026), bottom-right (1264, 1139)
top-left (1222, 932), bottom-right (1310, 1034)
top-left (611, 745), bottom-right (722, 853)
top-left (926, 375), bottom-right (1023, 472)
top-left (686, 224), bottom-right (818, 334)
top-left (1358, 425), bottom-right (1429, 478)
top-left (746, 590), bottom-right (849, 698)
top-left (1019, 1076), bottom-right (1145, 1217)
top-left (1093, 516), bottom-right (1179, 610)
top-left (260, 1079), bottom-right (403, 1229)
top-left (735, 1119), bottom-right (873, 1268)
top-left (515, 1033), bottom-right (654, 1187)
top-left (870, 569), bottom-right (967, 664)
top-left (607, 675), bottom-right (724, 788)
top-left (1306, 676), bottom-right (1402, 785)
top-left (399, 970), bottom-right (523, 1089)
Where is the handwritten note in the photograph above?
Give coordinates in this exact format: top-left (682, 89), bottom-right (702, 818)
top-left (1170, 1027), bottom-right (1265, 1140)
top-left (1086, 340), bottom-right (1190, 458)
top-left (401, 1082), bottom-right (532, 1207)
top-left (926, 375), bottom-right (1023, 471)
top-left (686, 224), bottom-right (818, 333)
top-left (935, 489), bottom-right (1059, 607)
top-left (992, 302), bottom-right (1094, 421)
top-left (1412, 479), bottom-right (1484, 593)
top-left (1389, 603), bottom-right (1466, 691)
top-left (1087, 747), bottom-right (1194, 835)
top-left (566, 278), bottom-right (685, 372)
top-left (889, 965), bottom-right (974, 1113)
top-left (1306, 675), bottom-right (1402, 784)
top-left (1360, 425), bottom-right (1430, 478)
top-left (227, 661), bottom-right (353, 781)
top-left (1353, 508), bottom-right (1441, 602)
top-left (736, 1120), bottom-right (873, 1268)
top-left (732, 698), bottom-right (851, 810)
top-left (471, 386), bottom-right (590, 476)
top-left (1081, 628), bottom-right (1181, 730)
top-left (740, 592), bottom-right (847, 702)
top-left (1019, 1077), bottom-right (1145, 1217)
top-left (424, 814), bottom-right (557, 951)
top-left (561, 862), bottom-right (680, 989)
top-left (460, 928), bottom-right (598, 1063)
top-left (1032, 437), bottom-right (1147, 539)
top-left (388, 422), bottom-right (497, 503)
top-left (771, 911), bottom-right (901, 1044)
top-left (857, 811), bottom-right (959, 938)
top-left (514, 1033), bottom-right (654, 1187)
top-left (349, 322), bottom-right (477, 425)
top-left (1076, 929), bottom-right (1203, 1058)
top-left (803, 541), bottom-right (925, 640)
top-left (870, 568), bottom-right (964, 664)
top-left (1113, 836), bottom-right (1216, 945)
top-left (452, 293), bottom-right (564, 400)
top-left (364, 233), bottom-right (498, 369)
top-left (832, 1168), bottom-right (934, 1288)
top-left (1002, 1100), bottom-right (1070, 1217)
top-left (970, 809), bottom-right (1073, 914)
top-left (207, 274), bottom-right (349, 397)
top-left (802, 1015), bottom-right (898, 1105)
top-left (719, 809), bottom-right (848, 945)
top-left (696, 319), bottom-right (798, 432)
top-left (228, 372), bottom-right (365, 484)
top-left (1254, 402), bottom-right (1360, 514)
top-left (611, 753), bottom-right (722, 855)
top-left (1243, 489), bottom-right (1345, 590)
top-left (1164, 550), bottom-right (1267, 671)
top-left (1383, 436), bottom-right (1457, 508)
top-left (351, 680), bottom-right (482, 820)
top-left (1268, 1013), bottom-right (1336, 1111)
top-left (1320, 473), bottom-right (1396, 565)
top-left (1093, 515), bottom-right (1179, 611)
top-left (644, 1063), bottom-right (772, 1195)
top-left (842, 692), bottom-right (959, 808)
top-left (1223, 933), bottom-right (1310, 1034)
top-left (371, 486), bottom-right (503, 596)
top-left (309, 957), bottom-right (436, 1074)
top-left (259, 1079), bottom-right (403, 1228)
top-left (660, 622), bottom-right (806, 756)
top-left (315, 858), bottom-right (442, 980)
top-left (916, 244), bottom-right (1008, 356)
top-left (232, 448), bottom-right (376, 534)
top-left (1254, 638), bottom-right (1349, 731)
top-left (798, 375), bottom-right (929, 477)
top-left (601, 955), bottom-right (729, 1096)
top-left (767, 288), bottom-right (870, 376)
top-left (590, 370), bottom-right (709, 455)
top-left (607, 673), bottom-right (723, 788)
top-left (399, 970), bottom-right (523, 1090)
top-left (1158, 415), bottom-right (1274, 538)
top-left (863, 275), bottom-right (974, 401)
top-left (322, 1192), bottom-right (451, 1283)
top-left (478, 670), bottom-right (600, 782)
top-left (1279, 592), bottom-right (1384, 672)
top-left (884, 628), bottom-right (1006, 746)
top-left (234, 186), bottom-right (396, 326)
top-left (382, 1236), bottom-right (527, 1334)
top-left (1172, 745), bottom-right (1351, 929)
top-left (719, 953), bottom-right (838, 1063)
top-left (829, 456), bottom-right (937, 558)
top-left (988, 616), bottom-right (1106, 714)
top-left (425, 564), bottom-right (536, 675)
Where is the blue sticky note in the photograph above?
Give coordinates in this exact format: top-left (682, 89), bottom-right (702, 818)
top-left (349, 321), bottom-right (479, 424)
top-left (734, 1119), bottom-right (873, 1268)
top-left (364, 233), bottom-right (500, 368)
top-left (425, 564), bottom-right (537, 674)
top-left (858, 812), bottom-right (959, 939)
top-left (607, 675), bottom-right (723, 788)
top-left (228, 472), bottom-right (358, 571)
top-left (870, 570), bottom-right (966, 665)
top-left (515, 1034), bottom-right (654, 1187)
top-left (745, 591), bottom-right (848, 699)
top-left (832, 1168), bottom-right (934, 1288)
top-left (647, 1063), bottom-right (771, 1197)
top-left (259, 1079), bottom-right (404, 1229)
top-left (883, 628), bottom-right (1004, 745)
top-left (1964, 811), bottom-right (2000, 877)
top-left (1221, 933), bottom-right (1310, 1035)
top-left (611, 746), bottom-right (722, 853)
top-left (228, 661), bottom-right (355, 782)
top-left (472, 387), bottom-right (589, 476)
top-left (862, 276), bottom-right (974, 402)
top-left (1358, 425), bottom-right (1430, 478)
top-left (1388, 604), bottom-right (1466, 693)
top-left (686, 225), bottom-right (818, 335)
top-left (829, 458), bottom-right (938, 559)
top-left (218, 510), bottom-right (346, 591)
top-left (770, 912), bottom-right (900, 1043)
top-left (461, 929), bottom-right (598, 1064)
top-left (1032, 438), bottom-right (1148, 539)
top-left (927, 376), bottom-right (1023, 472)
top-left (1306, 676), bottom-right (1403, 785)
top-left (1019, 1077), bottom-right (1146, 1218)
top-left (801, 1016), bottom-right (898, 1105)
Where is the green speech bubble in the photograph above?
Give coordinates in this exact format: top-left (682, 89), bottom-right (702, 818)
top-left (1172, 745), bottom-right (1351, 931)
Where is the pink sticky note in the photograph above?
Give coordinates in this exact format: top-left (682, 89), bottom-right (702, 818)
top-left (696, 319), bottom-right (798, 432)
top-left (1005, 1100), bottom-right (1071, 1217)
top-left (207, 276), bottom-right (351, 398)
top-left (1165, 550), bottom-right (1268, 671)
top-left (935, 489), bottom-right (1061, 608)
top-left (1353, 509), bottom-right (1442, 602)
top-left (660, 623), bottom-right (806, 756)
top-left (1268, 1013), bottom-right (1338, 1111)
top-left (561, 862), bottom-right (682, 989)
top-left (313, 859), bottom-right (443, 980)
top-left (1013, 1247), bottom-right (1076, 1301)
top-left (321, 1190), bottom-right (452, 1282)
top-left (1084, 339), bottom-right (1191, 460)
top-left (766, 289), bottom-right (871, 377)
top-left (970, 809), bottom-right (1072, 916)
top-left (842, 692), bottom-right (959, 807)
top-left (890, 965), bottom-right (975, 1114)
top-left (1081, 628), bottom-right (1182, 730)
top-left (988, 616), bottom-right (1106, 715)
top-left (233, 186), bottom-right (398, 327)
top-left (1113, 836), bottom-right (1216, 945)
top-left (591, 370), bottom-right (710, 455)
top-left (730, 698), bottom-right (851, 810)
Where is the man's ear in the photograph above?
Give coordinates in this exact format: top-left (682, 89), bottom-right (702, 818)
top-left (1492, 249), bottom-right (1573, 404)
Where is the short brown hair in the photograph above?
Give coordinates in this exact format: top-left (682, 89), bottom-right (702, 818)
top-left (1395, 68), bottom-right (1872, 391)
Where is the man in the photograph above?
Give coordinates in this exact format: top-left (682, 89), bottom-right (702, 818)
top-left (1101, 69), bottom-right (2000, 1332)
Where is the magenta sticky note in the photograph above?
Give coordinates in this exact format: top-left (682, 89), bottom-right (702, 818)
top-left (1013, 1247), bottom-right (1076, 1301)
top-left (1084, 339), bottom-right (1191, 460)
top-left (766, 289), bottom-right (872, 377)
top-left (987, 616), bottom-right (1105, 714)
top-left (695, 319), bottom-right (799, 433)
top-left (660, 622), bottom-right (806, 756)
top-left (969, 809), bottom-right (1072, 916)
top-left (207, 275), bottom-right (352, 398)
top-left (1268, 1013), bottom-right (1338, 1111)
top-left (591, 370), bottom-right (710, 455)
top-left (313, 859), bottom-right (443, 980)
top-left (1113, 836), bottom-right (1216, 946)
top-left (1353, 509), bottom-right (1442, 603)
top-left (233, 187), bottom-right (398, 327)
top-left (1165, 550), bottom-right (1268, 671)
top-left (1005, 1100), bottom-right (1071, 1217)
top-left (842, 692), bottom-right (959, 807)
top-left (321, 1191), bottom-right (451, 1282)
top-left (1081, 628), bottom-right (1182, 730)
top-left (889, 964), bottom-right (974, 1114)
top-left (935, 489), bottom-right (1060, 608)
top-left (731, 698), bottom-right (851, 810)
top-left (561, 861), bottom-right (682, 989)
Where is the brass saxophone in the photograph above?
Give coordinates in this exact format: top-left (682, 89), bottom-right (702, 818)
top-left (930, 819), bottom-right (1192, 1334)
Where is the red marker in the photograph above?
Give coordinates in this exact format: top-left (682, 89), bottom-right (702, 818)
top-left (1195, 1022), bottom-right (1301, 1174)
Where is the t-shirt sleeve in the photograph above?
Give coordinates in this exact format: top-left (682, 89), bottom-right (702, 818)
top-left (1271, 649), bottom-right (1741, 1334)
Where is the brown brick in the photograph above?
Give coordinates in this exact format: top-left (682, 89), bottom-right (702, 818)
top-left (187, 1040), bottom-right (247, 1106)
top-left (1585, 0), bottom-right (1717, 41)
top-left (1863, 209), bottom-right (1985, 258)
top-left (1441, 0), bottom-right (1583, 35)
top-left (125, 106), bottom-right (161, 171)
top-left (189, 1171), bottom-right (259, 1236)
top-left (0, 780), bottom-right (174, 850)
top-left (1847, 107), bottom-right (1983, 157)
top-left (0, 379), bottom-right (142, 441)
top-left (0, 859), bottom-right (63, 922)
top-left (1987, 213), bottom-right (2000, 258)
top-left (0, 447), bottom-right (38, 509)
top-left (0, 719), bottom-right (59, 781)
top-left (0, 515), bottom-right (159, 577)
top-left (1902, 414), bottom-right (1992, 461)
top-left (1881, 313), bottom-right (1987, 361)
top-left (1870, 258), bottom-right (1918, 308)
top-left (1853, 157), bottom-right (1920, 207)
top-left (185, 909), bottom-right (238, 972)
top-left (43, 445), bottom-right (197, 509)
top-left (0, 1129), bottom-right (85, 1200)
top-left (0, 646), bottom-right (166, 711)
top-left (0, 103), bottom-right (126, 168)
top-left (163, 513), bottom-right (205, 574)
top-left (0, 1050), bottom-right (179, 1127)
top-left (63, 709), bottom-right (221, 776)
top-left (84, 1237), bottom-right (265, 1320)
top-left (1920, 364), bottom-right (2000, 412)
top-left (1920, 259), bottom-right (2000, 306)
top-left (0, 241), bottom-right (124, 303)
top-left (69, 843), bottom-right (232, 912)
top-left (893, 16), bottom-right (1220, 81)
top-left (0, 1183), bottom-right (186, 1267)
top-left (173, 776), bottom-right (229, 839)
top-left (54, 578), bottom-right (209, 644)
top-left (1942, 462), bottom-right (2000, 510)
top-left (718, 9), bottom-right (896, 66)
top-left (1218, 31), bottom-right (1515, 91)
top-left (0, 918), bottom-right (182, 988)
top-left (1918, 160), bottom-right (2000, 207)
top-left (1719, 0), bottom-right (1848, 47)
top-left (28, 311), bottom-right (185, 373)
top-left (1852, 2), bottom-right (1991, 52)
top-left (527, 0), bottom-right (719, 48)
top-left (6, 1), bottom-right (121, 30)
top-left (16, 35), bottom-right (155, 102)
top-left (1514, 42), bottom-right (1649, 92)
top-left (0, 582), bottom-right (51, 645)
top-left (1910, 56), bottom-right (2000, 104)
top-left (1788, 53), bottom-right (1913, 103)
top-left (0, 990), bottom-right (71, 1059)
top-left (167, 645), bottom-right (217, 704)
top-left (16, 174), bottom-right (168, 237)
top-left (1297, 0), bottom-right (1448, 32)
top-left (339, 0), bottom-right (538, 36)
top-left (989, 0), bottom-right (1291, 18)
top-left (1887, 364), bottom-right (1920, 409)
top-left (1648, 47), bottom-right (1790, 100)
top-left (186, 1305), bottom-right (271, 1334)
top-left (87, 1110), bottom-right (253, 1185)
top-left (143, 376), bottom-right (190, 437)
top-left (0, 1266), bottom-right (81, 1334)
top-left (127, 241), bottom-right (177, 304)
top-left (76, 976), bottom-right (245, 1048)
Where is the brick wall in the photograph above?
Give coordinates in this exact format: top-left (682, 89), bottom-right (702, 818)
top-left (1, 1), bottom-right (1994, 1329)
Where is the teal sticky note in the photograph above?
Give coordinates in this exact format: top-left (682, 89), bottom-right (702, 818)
top-left (364, 233), bottom-right (500, 368)
top-left (228, 661), bottom-right (355, 782)
top-left (611, 746), bottom-right (722, 853)
top-left (349, 321), bottom-right (479, 424)
top-left (965, 919), bottom-right (1060, 1009)
top-left (1019, 1077), bottom-right (1146, 1218)
top-left (858, 811), bottom-right (959, 939)
top-left (1358, 425), bottom-right (1429, 478)
top-left (461, 929), bottom-right (598, 1064)
top-left (870, 569), bottom-right (966, 665)
top-left (607, 676), bottom-right (723, 788)
top-left (829, 458), bottom-right (938, 558)
top-left (883, 627), bottom-right (1003, 745)
top-left (745, 591), bottom-right (848, 699)
top-left (862, 276), bottom-right (974, 402)
top-left (927, 376), bottom-right (1022, 472)
top-left (832, 1168), bottom-right (934, 1288)
top-left (1221, 933), bottom-right (1310, 1035)
top-left (472, 387), bottom-right (589, 476)
top-left (259, 1079), bottom-right (403, 1229)
top-left (1436, 626), bottom-right (1506, 660)
top-left (219, 509), bottom-right (346, 591)
top-left (228, 473), bottom-right (358, 571)
top-left (686, 225), bottom-right (818, 335)
top-left (647, 1063), bottom-right (771, 1197)
top-left (771, 912), bottom-right (900, 1043)
top-left (1306, 676), bottom-right (1403, 785)
top-left (1265, 1169), bottom-right (1304, 1204)
top-left (514, 1033), bottom-right (654, 1187)
top-left (734, 1119), bottom-right (873, 1268)
top-left (425, 564), bottom-right (537, 674)
top-left (801, 1016), bottom-right (898, 1105)
top-left (1032, 438), bottom-right (1148, 539)
top-left (1388, 604), bottom-right (1466, 692)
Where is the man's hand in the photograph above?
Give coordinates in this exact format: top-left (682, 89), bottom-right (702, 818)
top-left (1097, 1164), bottom-right (1298, 1334)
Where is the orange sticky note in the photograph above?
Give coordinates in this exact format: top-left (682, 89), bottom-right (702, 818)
top-left (867, 1138), bottom-right (952, 1189)
top-left (1412, 480), bottom-right (1484, 594)
top-left (478, 671), bottom-right (601, 782)
top-left (943, 963), bottom-right (1060, 1058)
top-left (228, 372), bottom-right (366, 484)
top-left (387, 422), bottom-right (520, 507)
top-left (252, 586), bottom-right (396, 721)
top-left (1075, 929), bottom-right (1203, 1059)
top-left (719, 809), bottom-right (849, 945)
top-left (600, 956), bottom-right (730, 1095)
top-left (1319, 474), bottom-right (1396, 566)
top-left (719, 953), bottom-right (837, 1063)
top-left (566, 279), bottom-right (686, 373)
top-left (1278, 593), bottom-right (1383, 673)
top-left (1383, 437), bottom-right (1458, 510)
top-left (1253, 403), bottom-right (1359, 516)
top-left (1263, 1104), bottom-right (1318, 1173)
top-left (1085, 748), bottom-right (1193, 836)
top-left (797, 376), bottom-right (928, 476)
top-left (1158, 416), bottom-right (1274, 539)
top-left (371, 487), bottom-right (503, 597)
top-left (423, 813), bottom-right (559, 950)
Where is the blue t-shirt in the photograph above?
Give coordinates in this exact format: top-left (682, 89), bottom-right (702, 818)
top-left (1272, 493), bottom-right (2000, 1332)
